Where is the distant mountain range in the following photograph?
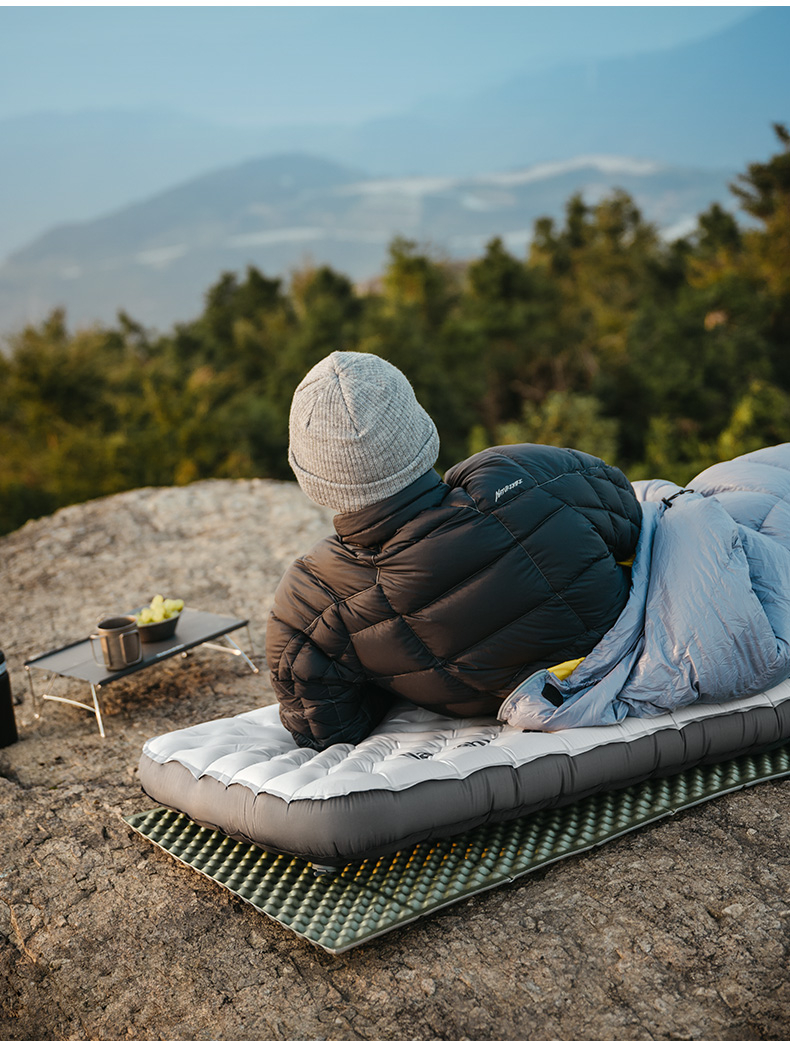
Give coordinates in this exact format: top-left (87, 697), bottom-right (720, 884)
top-left (0, 5), bottom-right (787, 338)
top-left (0, 110), bottom-right (267, 264)
top-left (2, 7), bottom-right (788, 261)
top-left (0, 152), bottom-right (735, 337)
top-left (257, 6), bottom-right (789, 181)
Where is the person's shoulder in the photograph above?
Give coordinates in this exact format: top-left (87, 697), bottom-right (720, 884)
top-left (444, 444), bottom-right (608, 510)
top-left (279, 532), bottom-right (348, 583)
top-left (274, 531), bottom-right (375, 617)
top-left (448, 443), bottom-right (602, 477)
top-left (271, 534), bottom-right (329, 598)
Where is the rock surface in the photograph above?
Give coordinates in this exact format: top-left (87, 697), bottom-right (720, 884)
top-left (2, 479), bottom-right (790, 1041)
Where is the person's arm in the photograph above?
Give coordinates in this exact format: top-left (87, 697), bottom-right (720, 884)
top-left (266, 560), bottom-right (394, 751)
top-left (447, 443), bottom-right (641, 562)
top-left (562, 446), bottom-right (642, 562)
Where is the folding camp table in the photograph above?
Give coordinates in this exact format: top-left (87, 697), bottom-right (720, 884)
top-left (24, 608), bottom-right (258, 737)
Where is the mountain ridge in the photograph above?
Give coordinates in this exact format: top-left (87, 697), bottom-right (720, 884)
top-left (0, 151), bottom-right (735, 338)
top-left (1, 7), bottom-right (785, 261)
top-left (252, 7), bottom-right (790, 176)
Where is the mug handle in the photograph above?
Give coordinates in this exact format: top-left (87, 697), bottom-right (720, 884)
top-left (121, 628), bottom-right (141, 664)
top-left (89, 633), bottom-right (104, 666)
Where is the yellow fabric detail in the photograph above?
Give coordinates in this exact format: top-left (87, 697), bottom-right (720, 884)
top-left (547, 657), bottom-right (585, 681)
top-left (618, 556), bottom-right (634, 567)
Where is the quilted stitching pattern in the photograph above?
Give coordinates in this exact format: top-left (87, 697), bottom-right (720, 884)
top-left (267, 445), bottom-right (642, 749)
top-left (142, 683), bottom-right (790, 802)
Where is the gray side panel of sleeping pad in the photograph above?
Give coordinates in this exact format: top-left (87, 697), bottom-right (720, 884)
top-left (137, 698), bottom-right (790, 864)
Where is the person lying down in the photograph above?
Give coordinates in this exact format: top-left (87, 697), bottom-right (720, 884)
top-left (266, 351), bottom-right (790, 749)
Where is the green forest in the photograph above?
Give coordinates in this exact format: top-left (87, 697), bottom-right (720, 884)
top-left (2, 127), bottom-right (789, 537)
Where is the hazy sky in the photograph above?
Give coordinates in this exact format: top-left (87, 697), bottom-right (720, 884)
top-left (0, 5), bottom-right (754, 127)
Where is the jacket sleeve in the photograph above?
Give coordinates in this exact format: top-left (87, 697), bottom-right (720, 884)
top-left (266, 558), bottom-right (394, 751)
top-left (563, 447), bottom-right (642, 562)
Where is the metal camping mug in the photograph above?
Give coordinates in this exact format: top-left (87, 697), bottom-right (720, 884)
top-left (90, 616), bottom-right (143, 670)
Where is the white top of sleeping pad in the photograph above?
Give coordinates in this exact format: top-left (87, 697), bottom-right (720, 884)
top-left (141, 680), bottom-right (790, 803)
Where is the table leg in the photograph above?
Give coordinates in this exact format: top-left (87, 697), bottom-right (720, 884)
top-left (25, 666), bottom-right (38, 719)
top-left (200, 628), bottom-right (259, 674)
top-left (90, 684), bottom-right (106, 739)
top-left (26, 668), bottom-right (106, 738)
top-left (27, 668), bottom-right (59, 721)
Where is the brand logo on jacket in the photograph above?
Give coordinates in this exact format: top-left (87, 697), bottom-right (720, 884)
top-left (495, 479), bottom-right (523, 502)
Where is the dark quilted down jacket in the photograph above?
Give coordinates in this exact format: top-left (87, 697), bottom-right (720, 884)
top-left (266, 444), bottom-right (642, 750)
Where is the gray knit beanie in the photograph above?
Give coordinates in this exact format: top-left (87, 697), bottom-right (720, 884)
top-left (288, 351), bottom-right (440, 513)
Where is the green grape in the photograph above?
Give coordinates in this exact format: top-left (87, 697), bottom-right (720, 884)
top-left (136, 594), bottom-right (185, 624)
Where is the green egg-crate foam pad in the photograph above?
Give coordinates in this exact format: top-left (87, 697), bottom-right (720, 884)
top-left (126, 742), bottom-right (790, 953)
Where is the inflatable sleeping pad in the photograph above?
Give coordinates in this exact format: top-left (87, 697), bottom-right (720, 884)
top-left (137, 684), bottom-right (790, 866)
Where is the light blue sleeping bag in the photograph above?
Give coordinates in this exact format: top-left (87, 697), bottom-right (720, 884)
top-left (498, 444), bottom-right (790, 731)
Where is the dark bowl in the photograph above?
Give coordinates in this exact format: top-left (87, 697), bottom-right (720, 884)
top-left (136, 613), bottom-right (181, 643)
